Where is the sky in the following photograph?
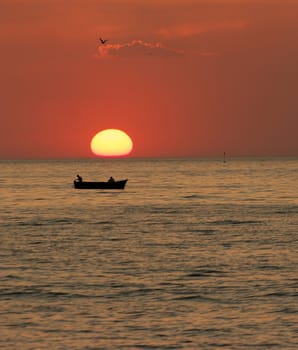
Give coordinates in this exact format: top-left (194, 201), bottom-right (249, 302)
top-left (1, 0), bottom-right (297, 158)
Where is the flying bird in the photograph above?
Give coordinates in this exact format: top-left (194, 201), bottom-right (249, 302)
top-left (99, 38), bottom-right (108, 44)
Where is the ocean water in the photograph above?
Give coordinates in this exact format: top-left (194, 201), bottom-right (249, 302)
top-left (1, 158), bottom-right (297, 349)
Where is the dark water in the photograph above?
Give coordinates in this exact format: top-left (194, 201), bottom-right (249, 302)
top-left (1, 158), bottom-right (297, 349)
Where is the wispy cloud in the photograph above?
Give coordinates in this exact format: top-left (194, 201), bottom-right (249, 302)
top-left (157, 20), bottom-right (248, 38)
top-left (95, 39), bottom-right (184, 59)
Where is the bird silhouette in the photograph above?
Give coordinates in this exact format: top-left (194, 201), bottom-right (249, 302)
top-left (99, 38), bottom-right (108, 44)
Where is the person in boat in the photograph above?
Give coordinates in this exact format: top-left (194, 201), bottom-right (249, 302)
top-left (108, 176), bottom-right (115, 183)
top-left (76, 174), bottom-right (83, 182)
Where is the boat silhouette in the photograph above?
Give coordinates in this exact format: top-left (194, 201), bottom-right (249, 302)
top-left (74, 179), bottom-right (127, 189)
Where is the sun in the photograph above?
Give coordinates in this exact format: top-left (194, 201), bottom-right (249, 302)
top-left (90, 129), bottom-right (133, 157)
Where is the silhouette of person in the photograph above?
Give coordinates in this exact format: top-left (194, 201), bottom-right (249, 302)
top-left (76, 174), bottom-right (83, 182)
top-left (108, 176), bottom-right (115, 182)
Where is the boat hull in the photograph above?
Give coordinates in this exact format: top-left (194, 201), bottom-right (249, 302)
top-left (74, 179), bottom-right (127, 189)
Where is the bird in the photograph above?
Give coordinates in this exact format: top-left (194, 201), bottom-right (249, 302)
top-left (99, 38), bottom-right (108, 44)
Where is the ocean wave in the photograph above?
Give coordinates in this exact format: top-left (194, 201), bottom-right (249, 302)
top-left (208, 219), bottom-right (263, 226)
top-left (186, 269), bottom-right (228, 278)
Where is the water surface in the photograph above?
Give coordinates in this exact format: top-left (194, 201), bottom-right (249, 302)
top-left (1, 158), bottom-right (297, 349)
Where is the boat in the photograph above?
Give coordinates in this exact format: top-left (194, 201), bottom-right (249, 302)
top-left (74, 179), bottom-right (127, 189)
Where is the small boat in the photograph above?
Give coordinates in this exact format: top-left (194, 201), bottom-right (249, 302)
top-left (74, 179), bottom-right (127, 189)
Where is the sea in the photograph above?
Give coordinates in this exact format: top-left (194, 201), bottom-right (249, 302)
top-left (1, 158), bottom-right (297, 350)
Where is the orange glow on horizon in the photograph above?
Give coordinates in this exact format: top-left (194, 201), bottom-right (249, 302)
top-left (90, 129), bottom-right (133, 157)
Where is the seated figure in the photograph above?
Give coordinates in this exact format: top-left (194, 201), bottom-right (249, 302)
top-left (76, 174), bottom-right (83, 182)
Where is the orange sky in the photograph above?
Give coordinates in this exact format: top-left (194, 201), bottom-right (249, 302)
top-left (1, 0), bottom-right (297, 158)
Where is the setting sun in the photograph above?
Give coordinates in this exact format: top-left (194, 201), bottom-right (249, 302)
top-left (90, 129), bottom-right (133, 157)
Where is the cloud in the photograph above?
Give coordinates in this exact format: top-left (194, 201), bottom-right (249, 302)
top-left (157, 20), bottom-right (248, 38)
top-left (95, 40), bottom-right (184, 59)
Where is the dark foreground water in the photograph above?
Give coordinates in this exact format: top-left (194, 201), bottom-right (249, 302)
top-left (1, 158), bottom-right (297, 349)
